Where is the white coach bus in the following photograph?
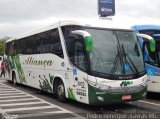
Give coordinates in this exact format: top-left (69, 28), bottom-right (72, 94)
top-left (4, 20), bottom-right (150, 105)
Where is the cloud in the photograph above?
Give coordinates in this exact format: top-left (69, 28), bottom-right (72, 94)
top-left (0, 0), bottom-right (96, 23)
top-left (0, 0), bottom-right (160, 38)
top-left (116, 0), bottom-right (160, 18)
top-left (0, 0), bottom-right (97, 37)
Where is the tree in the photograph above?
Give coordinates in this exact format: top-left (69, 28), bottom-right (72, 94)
top-left (0, 37), bottom-right (10, 56)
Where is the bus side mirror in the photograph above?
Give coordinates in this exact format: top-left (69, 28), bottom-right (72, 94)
top-left (137, 33), bottom-right (156, 52)
top-left (71, 30), bottom-right (93, 52)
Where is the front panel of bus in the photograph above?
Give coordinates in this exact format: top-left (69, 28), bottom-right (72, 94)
top-left (62, 25), bottom-right (147, 105)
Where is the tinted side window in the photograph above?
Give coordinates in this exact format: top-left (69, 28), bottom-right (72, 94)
top-left (18, 38), bottom-right (26, 54)
top-left (7, 43), bottom-right (12, 55)
top-left (74, 40), bottom-right (87, 71)
top-left (17, 28), bottom-right (63, 58)
top-left (61, 25), bottom-right (83, 60)
top-left (40, 28), bottom-right (63, 58)
top-left (7, 41), bottom-right (18, 56)
top-left (61, 26), bottom-right (87, 71)
top-left (26, 37), bottom-right (34, 54)
top-left (5, 44), bottom-right (9, 55)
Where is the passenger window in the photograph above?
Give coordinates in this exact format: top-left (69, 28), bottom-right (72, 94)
top-left (74, 40), bottom-right (87, 71)
top-left (39, 28), bottom-right (64, 58)
top-left (53, 43), bottom-right (63, 58)
top-left (8, 41), bottom-right (17, 55)
top-left (16, 28), bottom-right (64, 58)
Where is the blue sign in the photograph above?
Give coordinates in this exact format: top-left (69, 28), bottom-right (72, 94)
top-left (124, 64), bottom-right (129, 71)
top-left (98, 0), bottom-right (115, 17)
top-left (73, 68), bottom-right (77, 75)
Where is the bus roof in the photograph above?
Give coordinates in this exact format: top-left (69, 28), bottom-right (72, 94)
top-left (6, 20), bottom-right (132, 43)
top-left (133, 25), bottom-right (160, 31)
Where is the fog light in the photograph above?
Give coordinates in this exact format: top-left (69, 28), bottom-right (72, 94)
top-left (142, 92), bottom-right (147, 97)
top-left (97, 96), bottom-right (104, 101)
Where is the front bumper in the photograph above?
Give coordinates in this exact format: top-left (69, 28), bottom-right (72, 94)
top-left (88, 85), bottom-right (147, 105)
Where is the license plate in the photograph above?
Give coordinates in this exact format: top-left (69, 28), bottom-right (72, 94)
top-left (122, 95), bottom-right (131, 100)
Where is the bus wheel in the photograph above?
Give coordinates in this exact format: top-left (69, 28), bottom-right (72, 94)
top-left (57, 80), bottom-right (66, 102)
top-left (12, 73), bottom-right (17, 85)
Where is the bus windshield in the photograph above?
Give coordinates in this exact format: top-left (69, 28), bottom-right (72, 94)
top-left (62, 25), bottom-right (145, 77)
top-left (85, 28), bottom-right (144, 75)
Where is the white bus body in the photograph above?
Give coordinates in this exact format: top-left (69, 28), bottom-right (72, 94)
top-left (4, 21), bottom-right (147, 105)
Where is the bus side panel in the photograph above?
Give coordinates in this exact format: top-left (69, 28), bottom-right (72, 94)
top-left (5, 55), bottom-right (19, 82)
top-left (5, 53), bottom-right (70, 96)
top-left (145, 64), bottom-right (160, 93)
top-left (4, 55), bottom-right (11, 81)
top-left (43, 54), bottom-right (68, 93)
top-left (19, 54), bottom-right (64, 91)
top-left (148, 76), bottom-right (160, 93)
top-left (73, 68), bottom-right (89, 104)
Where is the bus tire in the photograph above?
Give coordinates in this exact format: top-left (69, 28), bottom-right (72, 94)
top-left (56, 80), bottom-right (66, 102)
top-left (12, 72), bottom-right (17, 85)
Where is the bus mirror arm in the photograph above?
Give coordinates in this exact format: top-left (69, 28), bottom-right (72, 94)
top-left (71, 30), bottom-right (93, 52)
top-left (136, 33), bottom-right (156, 52)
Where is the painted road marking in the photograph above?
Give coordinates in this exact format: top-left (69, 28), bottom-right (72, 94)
top-left (138, 100), bottom-right (160, 107)
top-left (3, 106), bottom-right (60, 112)
top-left (0, 92), bottom-right (24, 96)
top-left (0, 81), bottom-right (85, 119)
top-left (0, 89), bottom-right (17, 92)
top-left (17, 111), bottom-right (73, 119)
top-left (0, 90), bottom-right (21, 93)
top-left (0, 102), bottom-right (45, 107)
top-left (0, 98), bottom-right (37, 103)
top-left (0, 95), bottom-right (33, 99)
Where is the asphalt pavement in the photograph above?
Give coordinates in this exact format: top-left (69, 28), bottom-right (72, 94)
top-left (0, 78), bottom-right (160, 119)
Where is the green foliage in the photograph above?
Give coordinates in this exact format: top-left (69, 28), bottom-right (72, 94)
top-left (0, 37), bottom-right (10, 56)
top-left (0, 40), bottom-right (5, 56)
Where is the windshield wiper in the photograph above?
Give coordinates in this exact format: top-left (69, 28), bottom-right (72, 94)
top-left (122, 44), bottom-right (140, 77)
top-left (111, 32), bottom-right (140, 77)
top-left (111, 33), bottom-right (126, 75)
top-left (111, 45), bottom-right (122, 75)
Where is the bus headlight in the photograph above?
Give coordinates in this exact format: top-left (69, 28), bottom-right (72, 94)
top-left (97, 96), bottom-right (104, 101)
top-left (141, 76), bottom-right (147, 87)
top-left (142, 92), bottom-right (147, 97)
top-left (95, 83), bottom-right (111, 91)
top-left (87, 80), bottom-right (111, 91)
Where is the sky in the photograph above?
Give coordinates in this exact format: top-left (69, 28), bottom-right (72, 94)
top-left (0, 0), bottom-right (160, 38)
